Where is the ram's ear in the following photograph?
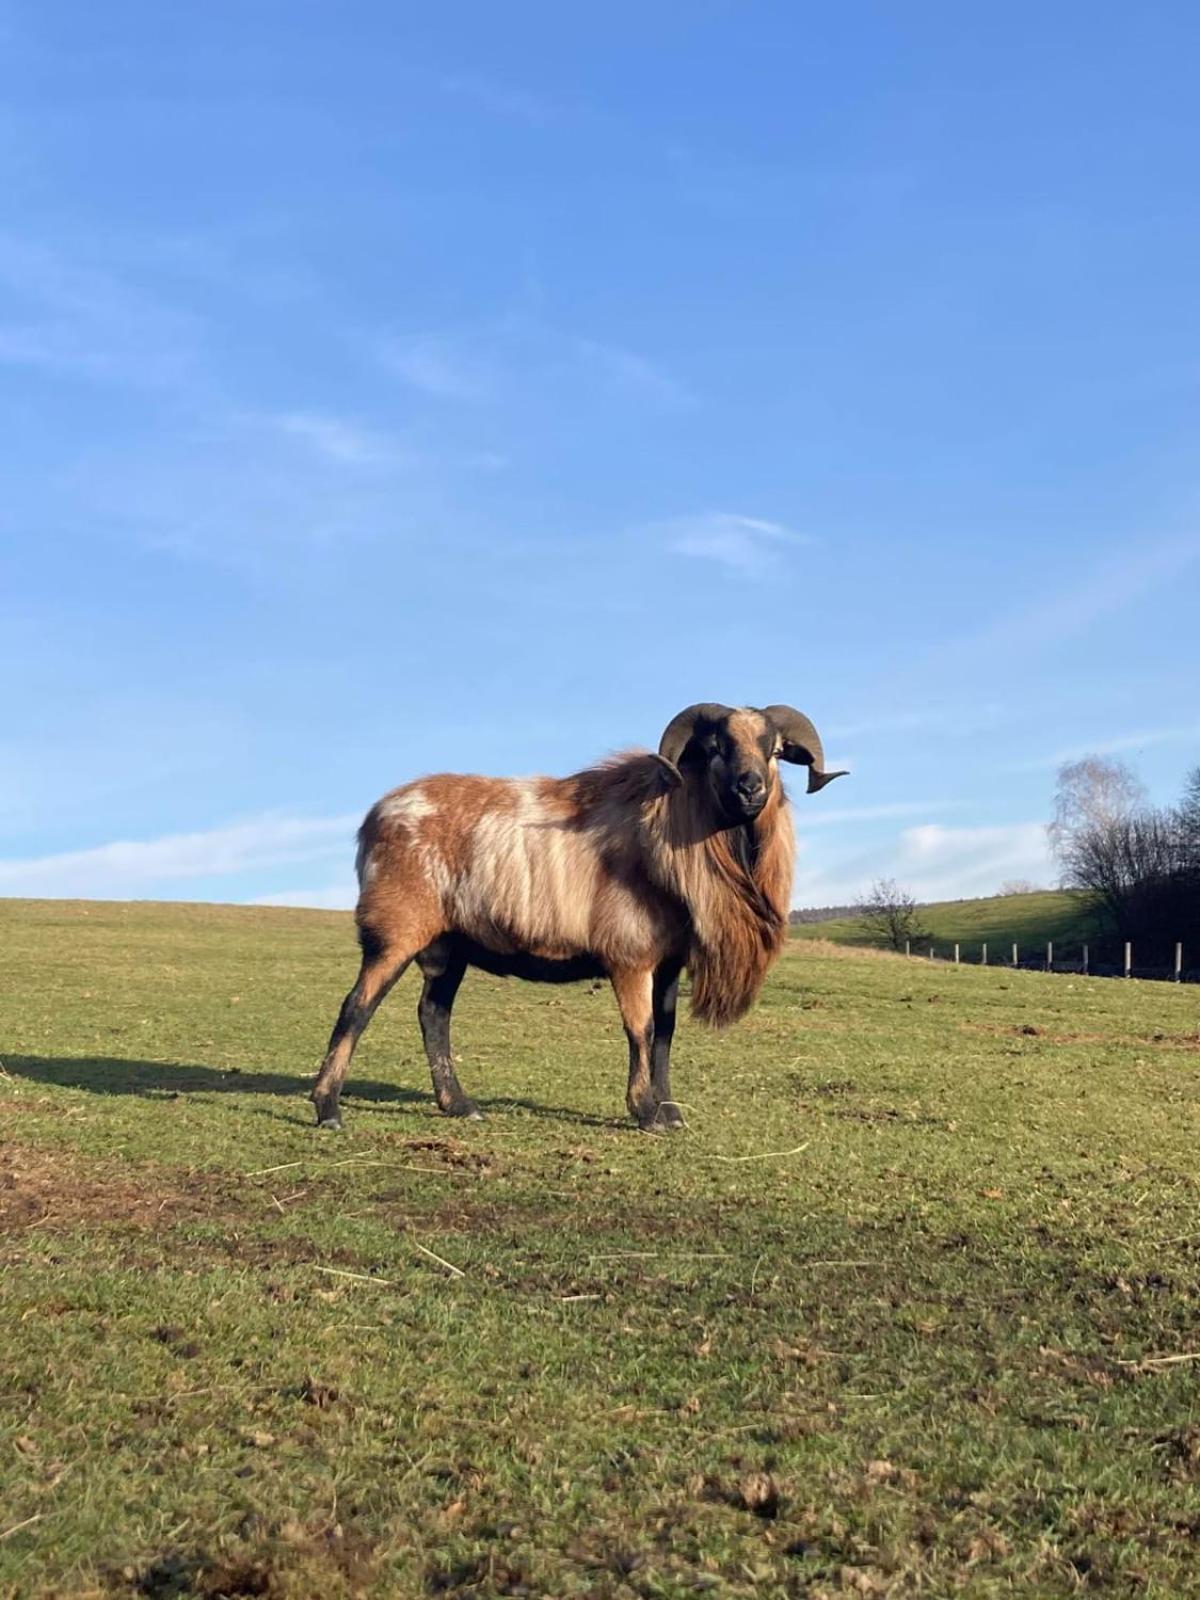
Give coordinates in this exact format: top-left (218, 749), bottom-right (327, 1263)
top-left (778, 738), bottom-right (815, 766)
top-left (648, 753), bottom-right (683, 791)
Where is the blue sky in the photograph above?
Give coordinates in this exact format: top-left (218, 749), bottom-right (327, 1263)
top-left (2, 0), bottom-right (1198, 910)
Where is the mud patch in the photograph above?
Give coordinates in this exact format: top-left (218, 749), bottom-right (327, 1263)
top-left (389, 1134), bottom-right (499, 1172)
top-left (960, 1021), bottom-right (1200, 1053)
top-left (792, 1076), bottom-right (858, 1097)
top-left (105, 1518), bottom-right (378, 1598)
top-left (829, 1105), bottom-right (949, 1128)
top-left (0, 1094), bottom-right (60, 1119)
top-left (0, 1140), bottom-right (236, 1236)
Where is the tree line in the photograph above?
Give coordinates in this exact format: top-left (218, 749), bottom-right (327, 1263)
top-left (1048, 756), bottom-right (1200, 966)
top-left (844, 757), bottom-right (1199, 966)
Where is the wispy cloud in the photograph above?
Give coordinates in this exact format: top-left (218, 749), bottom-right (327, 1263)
top-left (378, 334), bottom-right (493, 400)
top-left (1006, 720), bottom-right (1200, 774)
top-left (824, 706), bottom-right (1010, 741)
top-left (377, 320), bottom-right (692, 411)
top-left (439, 71), bottom-right (558, 126)
top-left (825, 710), bottom-right (946, 741)
top-left (953, 532), bottom-right (1200, 660)
top-left (61, 404), bottom-right (456, 573)
top-left (250, 882), bottom-right (356, 910)
top-left (793, 819), bottom-right (1054, 907)
top-left (0, 813), bottom-right (357, 898)
top-left (570, 336), bottom-right (695, 409)
top-left (796, 800), bottom-right (966, 829)
top-left (0, 233), bottom-right (203, 389)
top-left (253, 410), bottom-right (410, 467)
top-left (655, 511), bottom-right (808, 574)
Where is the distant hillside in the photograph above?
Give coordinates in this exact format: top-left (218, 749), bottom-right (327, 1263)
top-left (788, 903), bottom-right (860, 925)
top-left (790, 889), bottom-right (1094, 959)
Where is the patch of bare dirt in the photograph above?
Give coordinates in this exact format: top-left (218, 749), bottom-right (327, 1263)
top-left (960, 1021), bottom-right (1200, 1051)
top-left (425, 1551), bottom-right (538, 1596)
top-left (828, 1106), bottom-right (949, 1128)
top-left (102, 1517), bottom-right (379, 1598)
top-left (389, 1134), bottom-right (499, 1171)
top-left (0, 1141), bottom-right (235, 1235)
top-left (0, 1094), bottom-right (59, 1118)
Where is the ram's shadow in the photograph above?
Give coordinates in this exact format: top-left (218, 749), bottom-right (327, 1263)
top-left (2, 1054), bottom-right (421, 1108)
top-left (2, 1056), bottom-right (624, 1128)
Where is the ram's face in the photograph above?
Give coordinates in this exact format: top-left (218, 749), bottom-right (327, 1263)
top-left (658, 700), bottom-right (845, 823)
top-left (690, 709), bottom-right (778, 825)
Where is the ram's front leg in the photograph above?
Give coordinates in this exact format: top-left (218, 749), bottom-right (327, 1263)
top-left (610, 966), bottom-right (661, 1132)
top-left (649, 957), bottom-right (685, 1130)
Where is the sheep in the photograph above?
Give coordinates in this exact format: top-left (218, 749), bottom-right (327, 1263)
top-left (311, 703), bottom-right (846, 1132)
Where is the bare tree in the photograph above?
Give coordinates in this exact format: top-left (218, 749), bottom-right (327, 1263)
top-left (998, 878), bottom-right (1042, 896)
top-left (1179, 765), bottom-right (1200, 872)
top-left (1058, 810), bottom-right (1177, 931)
top-left (1048, 756), bottom-right (1147, 874)
top-left (1055, 760), bottom-right (1200, 962)
top-left (857, 878), bottom-right (927, 951)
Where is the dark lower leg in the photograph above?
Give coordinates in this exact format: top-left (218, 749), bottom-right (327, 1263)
top-left (650, 959), bottom-right (685, 1129)
top-left (312, 952), bottom-right (410, 1127)
top-left (417, 948), bottom-right (477, 1118)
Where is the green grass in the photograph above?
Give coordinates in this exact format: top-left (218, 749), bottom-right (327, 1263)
top-left (792, 890), bottom-right (1094, 961)
top-left (3, 897), bottom-right (1200, 1598)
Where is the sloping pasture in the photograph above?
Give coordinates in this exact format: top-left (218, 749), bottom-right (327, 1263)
top-left (3, 900), bottom-right (1200, 1598)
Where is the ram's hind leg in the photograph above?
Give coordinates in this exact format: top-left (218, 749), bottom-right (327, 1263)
top-left (416, 938), bottom-right (478, 1119)
top-left (610, 966), bottom-right (660, 1132)
top-left (312, 929), bottom-right (414, 1129)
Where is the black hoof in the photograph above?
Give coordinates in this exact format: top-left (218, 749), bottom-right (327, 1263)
top-left (633, 1106), bottom-right (668, 1134)
top-left (634, 1100), bottom-right (684, 1134)
top-left (441, 1100), bottom-right (483, 1121)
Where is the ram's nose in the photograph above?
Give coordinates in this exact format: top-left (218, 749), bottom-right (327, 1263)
top-left (734, 773), bottom-right (766, 809)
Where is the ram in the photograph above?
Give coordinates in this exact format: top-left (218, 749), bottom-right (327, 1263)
top-left (312, 703), bottom-right (845, 1131)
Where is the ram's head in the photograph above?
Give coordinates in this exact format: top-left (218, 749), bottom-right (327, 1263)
top-left (657, 703), bottom-right (847, 824)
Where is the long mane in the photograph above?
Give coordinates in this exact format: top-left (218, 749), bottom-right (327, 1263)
top-left (575, 753), bottom-right (795, 1027)
top-left (671, 783), bottom-right (793, 1026)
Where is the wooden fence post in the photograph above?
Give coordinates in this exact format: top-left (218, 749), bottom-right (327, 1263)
top-left (1176, 942), bottom-right (1184, 982)
top-left (1047, 941), bottom-right (1053, 972)
top-left (982, 942), bottom-right (988, 966)
top-left (1012, 942), bottom-right (1018, 967)
top-left (954, 943), bottom-right (960, 965)
top-left (1124, 941), bottom-right (1132, 978)
top-left (905, 939), bottom-right (910, 958)
top-left (1082, 943), bottom-right (1088, 975)
top-left (929, 945), bottom-right (935, 962)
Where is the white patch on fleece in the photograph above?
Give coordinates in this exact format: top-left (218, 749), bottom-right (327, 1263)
top-left (378, 787), bottom-right (437, 827)
top-left (417, 838), bottom-right (453, 900)
top-left (456, 779), bottom-right (596, 949)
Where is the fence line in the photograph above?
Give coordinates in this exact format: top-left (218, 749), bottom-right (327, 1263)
top-left (912, 939), bottom-right (1197, 984)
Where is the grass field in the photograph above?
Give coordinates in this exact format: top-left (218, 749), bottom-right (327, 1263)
top-left (3, 897), bottom-right (1200, 1598)
top-left (791, 891), bottom-right (1094, 962)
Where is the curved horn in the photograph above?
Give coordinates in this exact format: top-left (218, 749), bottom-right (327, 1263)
top-left (761, 705), bottom-right (848, 794)
top-left (657, 703), bottom-right (733, 771)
